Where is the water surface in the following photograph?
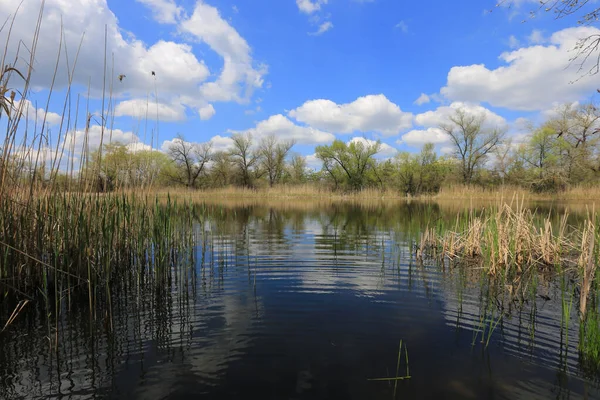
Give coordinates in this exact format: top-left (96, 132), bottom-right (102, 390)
top-left (1, 201), bottom-right (598, 399)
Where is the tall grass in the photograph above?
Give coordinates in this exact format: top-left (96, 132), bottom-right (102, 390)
top-left (419, 199), bottom-right (579, 278)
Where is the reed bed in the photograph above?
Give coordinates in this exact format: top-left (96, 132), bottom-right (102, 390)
top-left (418, 199), bottom-right (600, 370)
top-left (418, 200), bottom-right (583, 277)
top-left (0, 193), bottom-right (200, 328)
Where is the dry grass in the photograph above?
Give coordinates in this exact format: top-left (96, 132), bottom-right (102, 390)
top-left (420, 199), bottom-right (580, 277)
top-left (147, 185), bottom-right (405, 201)
top-left (128, 184), bottom-right (600, 207)
top-left (433, 184), bottom-right (600, 202)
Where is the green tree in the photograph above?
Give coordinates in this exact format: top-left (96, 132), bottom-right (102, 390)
top-left (288, 153), bottom-right (307, 184)
top-left (315, 138), bottom-right (381, 191)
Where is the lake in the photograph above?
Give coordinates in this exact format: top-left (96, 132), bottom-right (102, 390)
top-left (0, 200), bottom-right (598, 399)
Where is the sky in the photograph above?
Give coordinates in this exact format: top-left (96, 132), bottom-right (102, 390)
top-left (1, 0), bottom-right (600, 170)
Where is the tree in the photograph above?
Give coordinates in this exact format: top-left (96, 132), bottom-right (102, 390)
top-left (229, 133), bottom-right (260, 188)
top-left (548, 102), bottom-right (600, 183)
top-left (393, 143), bottom-right (447, 195)
top-left (288, 153), bottom-right (307, 184)
top-left (315, 138), bottom-right (381, 191)
top-left (167, 134), bottom-right (212, 188)
top-left (210, 151), bottom-right (234, 187)
top-left (130, 150), bottom-right (171, 187)
top-left (519, 124), bottom-right (567, 191)
top-left (440, 108), bottom-right (505, 185)
top-left (258, 135), bottom-right (295, 187)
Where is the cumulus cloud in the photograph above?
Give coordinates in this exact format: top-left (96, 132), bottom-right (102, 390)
top-left (349, 137), bottom-right (397, 158)
top-left (395, 21), bottom-right (408, 33)
top-left (208, 135), bottom-right (235, 152)
top-left (527, 29), bottom-right (545, 44)
top-left (413, 93), bottom-right (430, 105)
top-left (399, 102), bottom-right (507, 147)
top-left (288, 94), bottom-right (413, 136)
top-left (310, 21), bottom-right (333, 36)
top-left (63, 125), bottom-right (148, 152)
top-left (199, 104), bottom-right (216, 120)
top-left (440, 27), bottom-right (600, 111)
top-left (296, 0), bottom-right (327, 14)
top-left (305, 153), bottom-right (322, 170)
top-left (114, 99), bottom-right (186, 122)
top-left (136, 0), bottom-right (182, 24)
top-left (14, 99), bottom-right (62, 126)
top-left (398, 128), bottom-right (450, 147)
top-left (179, 1), bottom-right (267, 103)
top-left (414, 101), bottom-right (507, 129)
top-left (1, 1), bottom-right (208, 96)
top-left (0, 0), bottom-right (263, 124)
top-left (229, 114), bottom-right (334, 145)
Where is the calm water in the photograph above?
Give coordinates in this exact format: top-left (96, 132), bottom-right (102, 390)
top-left (1, 201), bottom-right (599, 399)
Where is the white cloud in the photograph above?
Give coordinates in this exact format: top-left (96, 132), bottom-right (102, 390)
top-left (400, 102), bottom-right (507, 148)
top-left (0, 0), bottom-right (262, 125)
top-left (399, 128), bottom-right (450, 147)
top-left (310, 21), bottom-right (333, 35)
top-left (296, 0), bottom-right (327, 14)
top-left (199, 104), bottom-right (216, 120)
top-left (349, 137), bottom-right (397, 158)
top-left (126, 142), bottom-right (154, 152)
top-left (136, 0), bottom-right (182, 24)
top-left (508, 35), bottom-right (520, 49)
top-left (415, 102), bottom-right (507, 130)
top-left (305, 153), bottom-right (322, 170)
top-left (64, 125), bottom-right (146, 152)
top-left (244, 105), bottom-right (262, 115)
top-left (229, 114), bottom-right (335, 145)
top-left (541, 100), bottom-right (580, 120)
top-left (208, 135), bottom-right (235, 152)
top-left (395, 21), bottom-right (408, 33)
top-left (14, 99), bottom-right (62, 126)
top-left (180, 1), bottom-right (267, 103)
top-left (440, 146), bottom-right (454, 155)
top-left (440, 27), bottom-right (600, 111)
top-left (0, 1), bottom-right (209, 98)
top-left (114, 99), bottom-right (186, 122)
top-left (289, 94), bottom-right (413, 136)
top-left (528, 29), bottom-right (545, 44)
top-left (413, 93), bottom-right (430, 105)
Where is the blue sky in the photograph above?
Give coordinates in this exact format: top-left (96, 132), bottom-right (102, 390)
top-left (2, 0), bottom-right (600, 169)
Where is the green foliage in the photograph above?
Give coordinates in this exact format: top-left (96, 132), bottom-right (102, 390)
top-left (393, 143), bottom-right (450, 195)
top-left (315, 139), bottom-right (381, 191)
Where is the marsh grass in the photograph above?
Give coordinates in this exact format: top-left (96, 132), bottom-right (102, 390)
top-left (419, 199), bottom-right (580, 279)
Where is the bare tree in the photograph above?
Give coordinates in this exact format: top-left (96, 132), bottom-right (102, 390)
top-left (259, 135), bottom-right (295, 187)
top-left (229, 133), bottom-right (260, 188)
top-left (210, 151), bottom-right (234, 187)
top-left (167, 134), bottom-right (212, 188)
top-left (440, 108), bottom-right (504, 184)
top-left (492, 138), bottom-right (513, 184)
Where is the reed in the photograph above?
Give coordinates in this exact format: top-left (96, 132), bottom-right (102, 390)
top-left (368, 339), bottom-right (411, 398)
top-left (419, 199), bottom-right (579, 278)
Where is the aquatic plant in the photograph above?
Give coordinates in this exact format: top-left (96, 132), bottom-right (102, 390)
top-left (368, 339), bottom-right (411, 397)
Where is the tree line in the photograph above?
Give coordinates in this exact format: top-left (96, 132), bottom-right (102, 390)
top-left (3, 102), bottom-right (600, 194)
